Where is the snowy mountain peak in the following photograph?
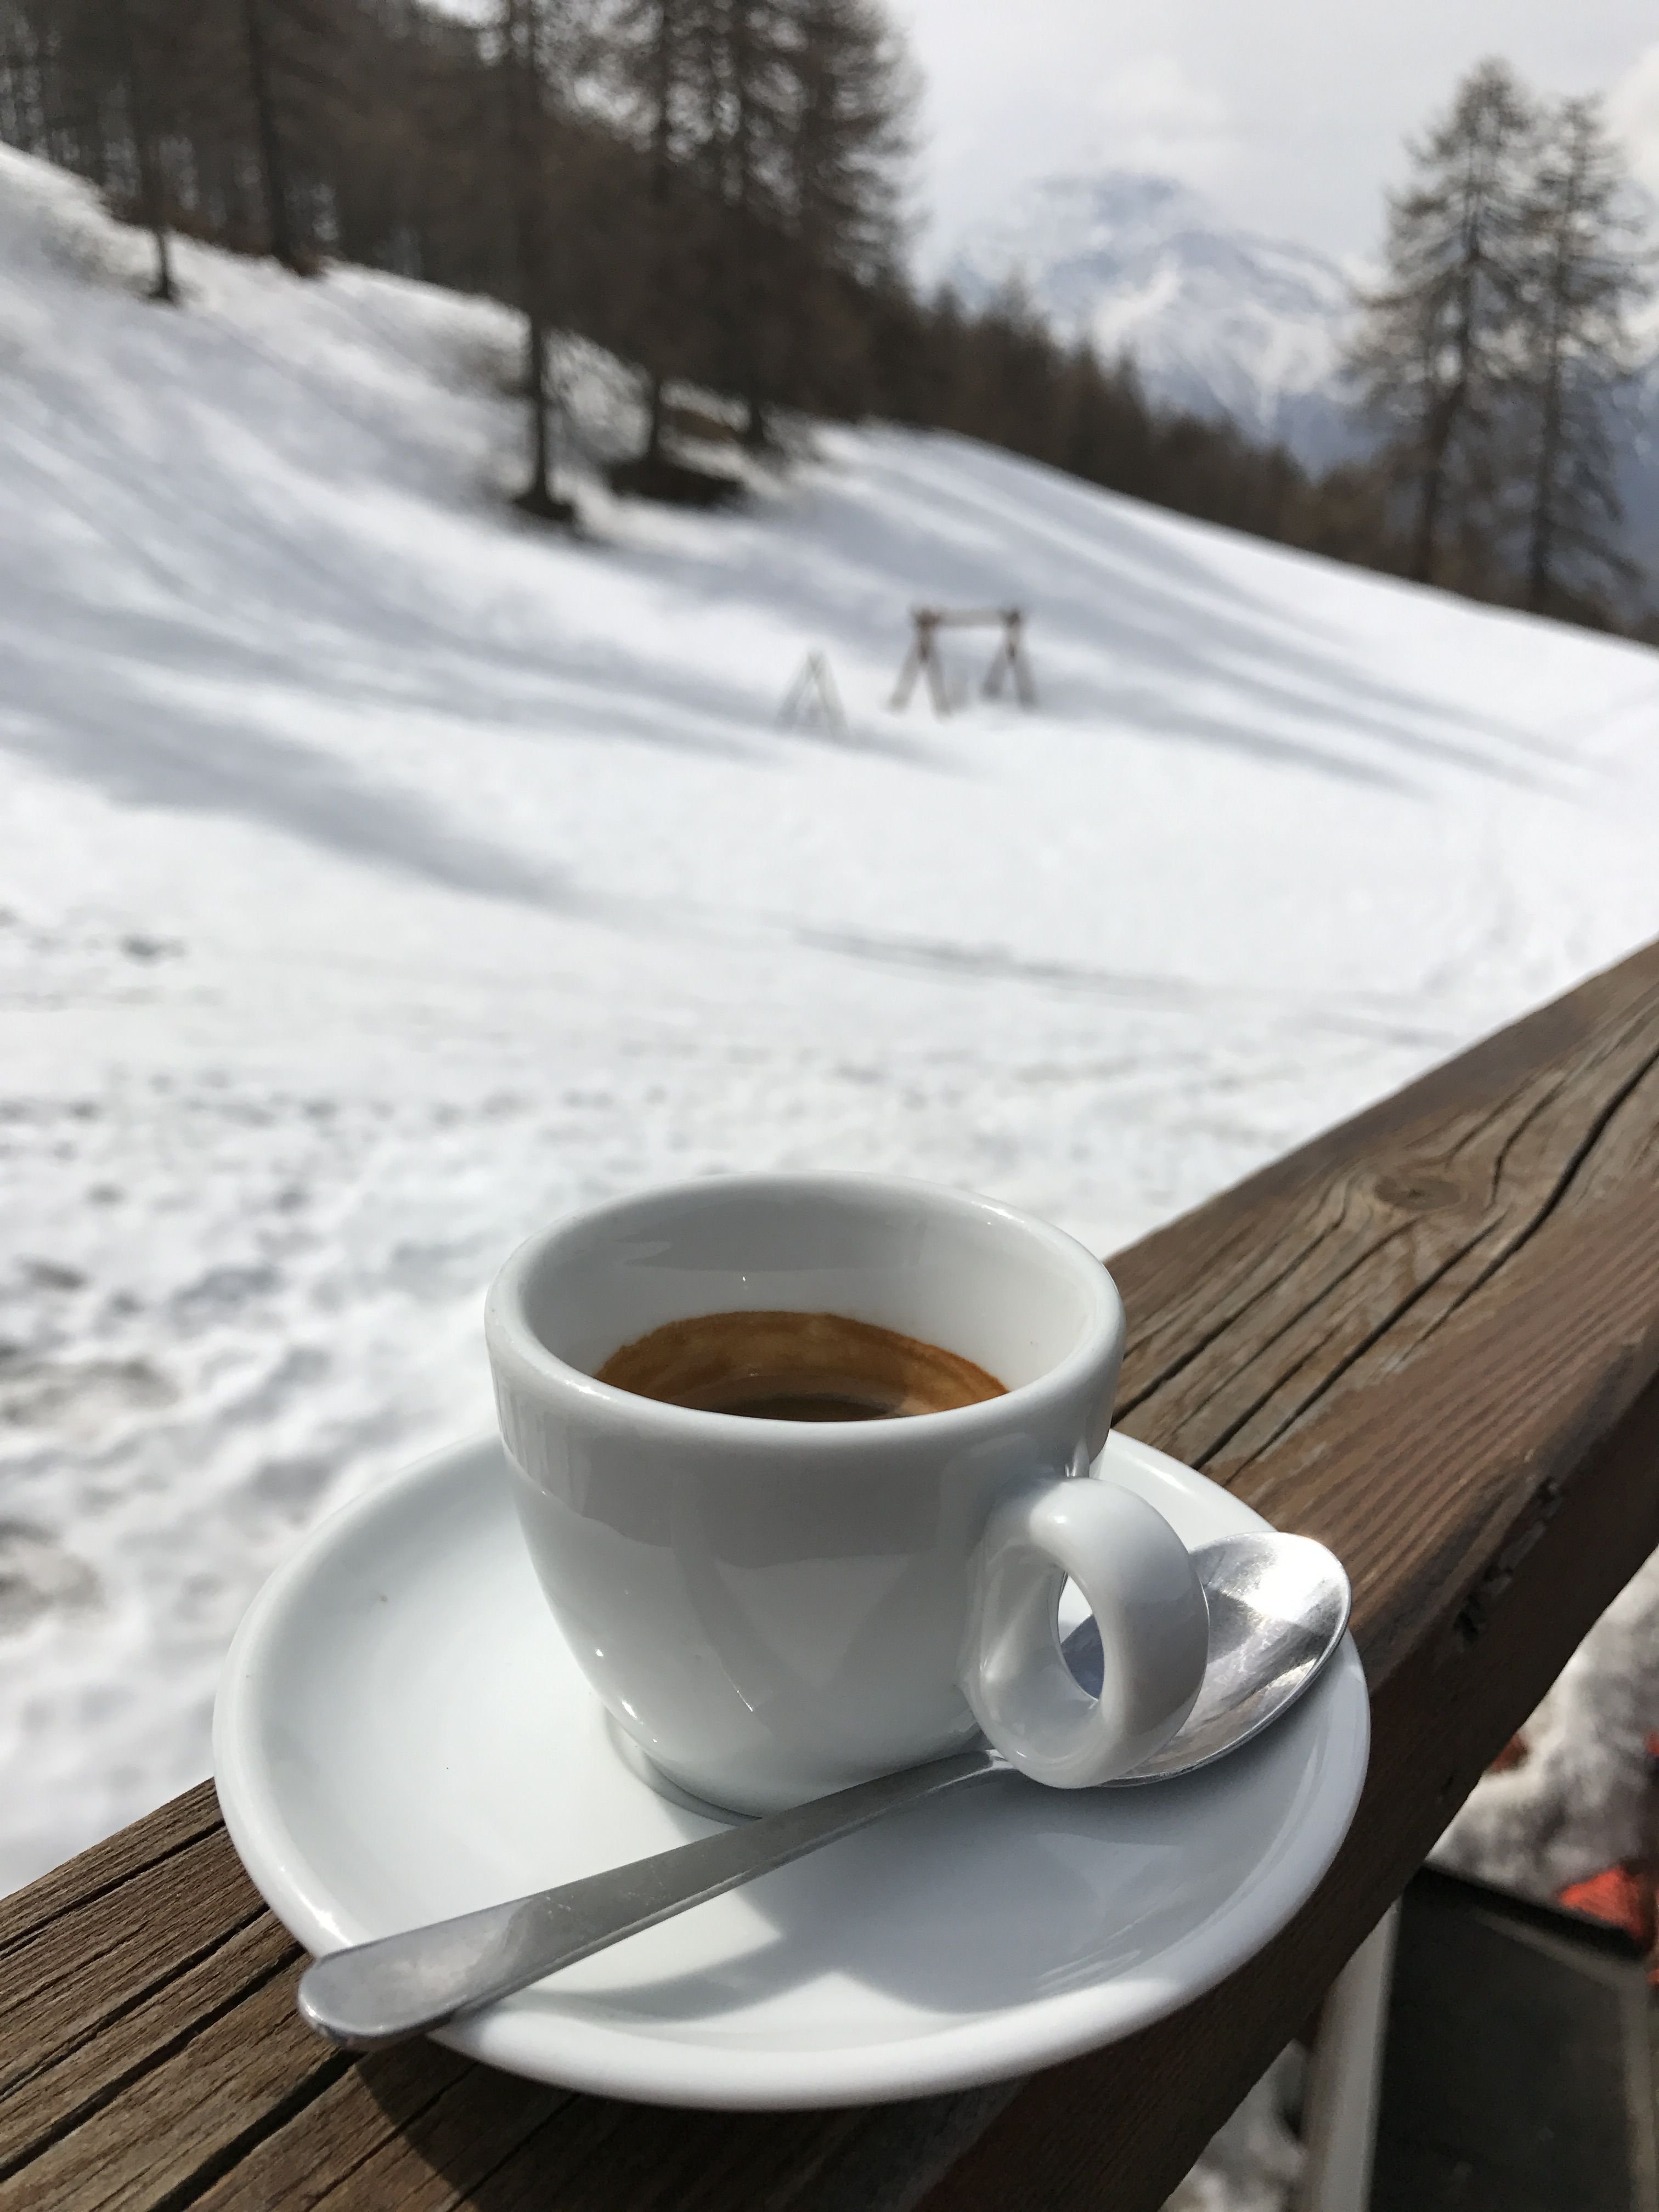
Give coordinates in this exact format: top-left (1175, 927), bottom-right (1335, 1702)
top-left (949, 171), bottom-right (1359, 467)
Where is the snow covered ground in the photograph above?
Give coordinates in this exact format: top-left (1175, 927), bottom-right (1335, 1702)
top-left (4, 137), bottom-right (1659, 1969)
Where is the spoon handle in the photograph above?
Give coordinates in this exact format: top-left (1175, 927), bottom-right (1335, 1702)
top-left (297, 1746), bottom-right (1000, 2046)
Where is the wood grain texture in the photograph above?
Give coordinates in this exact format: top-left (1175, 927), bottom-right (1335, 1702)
top-left (6, 941), bottom-right (1659, 2212)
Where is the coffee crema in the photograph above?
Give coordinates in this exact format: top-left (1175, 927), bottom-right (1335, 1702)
top-left (595, 1308), bottom-right (1007, 1422)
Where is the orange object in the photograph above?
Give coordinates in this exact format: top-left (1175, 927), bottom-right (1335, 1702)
top-left (1558, 1864), bottom-right (1655, 1950)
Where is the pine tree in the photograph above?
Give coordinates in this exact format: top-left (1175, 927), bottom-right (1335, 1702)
top-left (1514, 95), bottom-right (1650, 616)
top-left (1346, 59), bottom-right (1536, 587)
top-left (775, 0), bottom-right (910, 410)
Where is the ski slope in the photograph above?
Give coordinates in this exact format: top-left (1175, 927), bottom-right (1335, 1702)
top-left (3, 143), bottom-right (1659, 1897)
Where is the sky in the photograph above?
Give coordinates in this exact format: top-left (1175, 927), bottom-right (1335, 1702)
top-left (888, 0), bottom-right (1659, 269)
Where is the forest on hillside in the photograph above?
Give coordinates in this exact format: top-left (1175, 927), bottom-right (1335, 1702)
top-left (2, 2), bottom-right (1654, 637)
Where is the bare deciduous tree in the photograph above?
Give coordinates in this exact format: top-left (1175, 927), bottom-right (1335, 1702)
top-left (1515, 95), bottom-right (1648, 616)
top-left (1346, 59), bottom-right (1536, 588)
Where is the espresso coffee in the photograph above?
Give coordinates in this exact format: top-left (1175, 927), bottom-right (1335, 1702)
top-left (595, 1308), bottom-right (1006, 1422)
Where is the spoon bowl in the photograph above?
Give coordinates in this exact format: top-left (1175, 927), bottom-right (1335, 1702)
top-left (1072, 1532), bottom-right (1352, 1784)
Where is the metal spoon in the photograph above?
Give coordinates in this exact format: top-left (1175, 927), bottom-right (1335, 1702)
top-left (1065, 1532), bottom-right (1352, 1781)
top-left (298, 1530), bottom-right (1350, 2049)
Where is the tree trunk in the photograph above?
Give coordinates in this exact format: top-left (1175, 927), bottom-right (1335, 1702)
top-left (115, 0), bottom-right (174, 301)
top-left (1524, 168), bottom-right (1579, 615)
top-left (645, 371), bottom-right (666, 465)
top-left (523, 309), bottom-right (556, 510)
top-left (1525, 342), bottom-right (1565, 613)
top-left (729, 0), bottom-right (770, 454)
top-left (1410, 427), bottom-right (1447, 582)
top-left (242, 0), bottom-right (299, 272)
top-left (504, 0), bottom-right (571, 521)
top-left (1410, 369), bottom-right (1465, 585)
top-left (641, 0), bottom-right (674, 467)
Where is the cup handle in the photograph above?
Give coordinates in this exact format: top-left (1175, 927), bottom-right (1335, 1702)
top-left (962, 1470), bottom-right (1210, 1787)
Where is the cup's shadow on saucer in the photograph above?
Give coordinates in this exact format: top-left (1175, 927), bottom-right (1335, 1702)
top-left (522, 1705), bottom-right (1321, 2030)
top-left (604, 1713), bottom-right (755, 1824)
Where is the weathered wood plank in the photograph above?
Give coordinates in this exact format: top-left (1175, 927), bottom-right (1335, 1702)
top-left (5, 940), bottom-right (1659, 2212)
top-left (7, 1943), bottom-right (351, 2212)
top-left (191, 2040), bottom-right (567, 2212)
top-left (0, 1830), bottom-right (269, 2122)
top-left (0, 1892), bottom-right (295, 2176)
top-left (0, 1782), bottom-right (221, 1965)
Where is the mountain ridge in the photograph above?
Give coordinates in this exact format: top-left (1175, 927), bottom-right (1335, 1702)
top-left (947, 171), bottom-right (1362, 470)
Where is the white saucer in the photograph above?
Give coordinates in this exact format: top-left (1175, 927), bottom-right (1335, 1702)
top-left (214, 1431), bottom-right (1368, 2109)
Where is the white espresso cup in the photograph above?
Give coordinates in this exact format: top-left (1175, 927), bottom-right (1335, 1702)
top-left (485, 1173), bottom-right (1209, 1814)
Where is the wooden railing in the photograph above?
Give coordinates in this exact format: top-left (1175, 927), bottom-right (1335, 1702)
top-left (7, 941), bottom-right (1659, 2211)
